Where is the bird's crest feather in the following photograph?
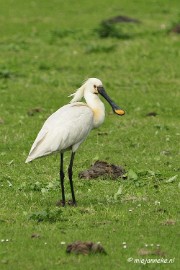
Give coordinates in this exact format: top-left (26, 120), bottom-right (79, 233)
top-left (69, 79), bottom-right (89, 103)
top-left (69, 86), bottom-right (84, 103)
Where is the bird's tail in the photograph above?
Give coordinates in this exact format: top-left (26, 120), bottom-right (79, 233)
top-left (25, 156), bottom-right (33, 163)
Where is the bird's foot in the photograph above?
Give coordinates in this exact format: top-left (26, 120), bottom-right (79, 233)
top-left (56, 200), bottom-right (77, 207)
top-left (56, 200), bottom-right (66, 207)
top-left (68, 200), bottom-right (77, 207)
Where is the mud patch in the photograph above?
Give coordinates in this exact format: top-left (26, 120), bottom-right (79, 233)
top-left (79, 160), bottom-right (125, 180)
top-left (138, 248), bottom-right (165, 257)
top-left (66, 241), bottom-right (106, 255)
top-left (31, 233), bottom-right (41, 238)
top-left (96, 15), bottom-right (141, 39)
top-left (170, 24), bottom-right (180, 34)
top-left (104, 15), bottom-right (141, 24)
top-left (27, 107), bottom-right (43, 116)
top-left (161, 219), bottom-right (176, 226)
top-left (146, 111), bottom-right (158, 117)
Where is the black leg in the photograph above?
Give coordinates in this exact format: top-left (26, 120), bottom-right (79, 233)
top-left (60, 153), bottom-right (65, 206)
top-left (68, 152), bottom-right (76, 205)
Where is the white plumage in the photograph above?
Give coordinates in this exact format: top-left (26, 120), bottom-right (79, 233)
top-left (25, 103), bottom-right (93, 162)
top-left (26, 78), bottom-right (125, 205)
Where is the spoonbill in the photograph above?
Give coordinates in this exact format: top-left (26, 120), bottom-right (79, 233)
top-left (26, 78), bottom-right (125, 206)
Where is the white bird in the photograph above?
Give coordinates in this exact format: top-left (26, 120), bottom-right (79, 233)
top-left (26, 78), bottom-right (125, 206)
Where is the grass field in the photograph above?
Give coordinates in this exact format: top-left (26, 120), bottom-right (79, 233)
top-left (0, 0), bottom-right (180, 269)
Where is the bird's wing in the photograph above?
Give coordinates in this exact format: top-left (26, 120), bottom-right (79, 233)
top-left (26, 103), bottom-right (93, 162)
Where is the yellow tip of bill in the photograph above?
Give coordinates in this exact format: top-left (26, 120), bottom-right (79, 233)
top-left (115, 109), bottom-right (125, 116)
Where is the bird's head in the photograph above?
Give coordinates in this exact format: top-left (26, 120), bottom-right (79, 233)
top-left (69, 78), bottom-right (125, 116)
top-left (84, 78), bottom-right (103, 94)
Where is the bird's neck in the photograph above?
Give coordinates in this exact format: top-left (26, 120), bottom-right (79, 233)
top-left (84, 92), bottom-right (105, 128)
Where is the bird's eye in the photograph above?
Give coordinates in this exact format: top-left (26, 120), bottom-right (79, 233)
top-left (94, 85), bottom-right (97, 89)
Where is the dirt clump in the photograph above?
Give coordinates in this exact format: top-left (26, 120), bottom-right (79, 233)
top-left (170, 24), bottom-right (180, 34)
top-left (79, 160), bottom-right (125, 180)
top-left (66, 241), bottom-right (106, 255)
top-left (146, 111), bottom-right (158, 117)
top-left (27, 107), bottom-right (43, 116)
top-left (138, 248), bottom-right (165, 257)
top-left (31, 233), bottom-right (40, 238)
top-left (161, 219), bottom-right (176, 226)
top-left (104, 15), bottom-right (141, 24)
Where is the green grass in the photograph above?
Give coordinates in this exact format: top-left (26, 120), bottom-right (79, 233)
top-left (0, 0), bottom-right (180, 269)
